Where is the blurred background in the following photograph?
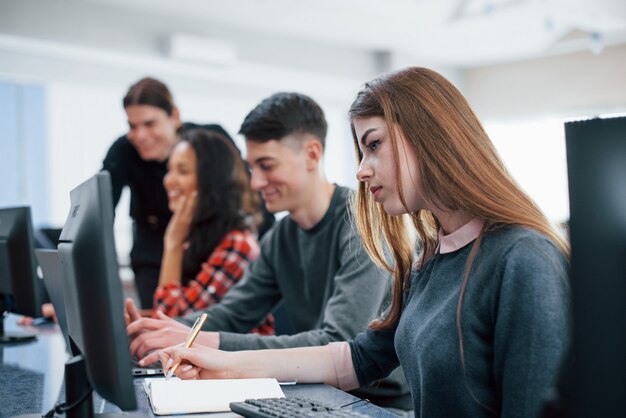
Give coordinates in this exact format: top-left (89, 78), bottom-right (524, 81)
top-left (1, 0), bottom-right (625, 269)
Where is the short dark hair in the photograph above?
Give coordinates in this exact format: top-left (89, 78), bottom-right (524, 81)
top-left (123, 77), bottom-right (176, 115)
top-left (239, 92), bottom-right (327, 148)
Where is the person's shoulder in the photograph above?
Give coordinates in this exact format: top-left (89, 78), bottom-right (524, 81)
top-left (266, 213), bottom-right (294, 235)
top-left (329, 185), bottom-right (354, 216)
top-left (109, 134), bottom-right (134, 152)
top-left (487, 225), bottom-right (561, 254)
top-left (256, 211), bottom-right (306, 255)
top-left (485, 225), bottom-right (568, 278)
top-left (105, 134), bottom-right (138, 160)
top-left (333, 186), bottom-right (359, 229)
top-left (486, 227), bottom-right (570, 309)
top-left (334, 185), bottom-right (354, 199)
top-left (220, 229), bottom-right (259, 254)
top-left (103, 135), bottom-right (142, 175)
top-left (224, 229), bottom-right (258, 245)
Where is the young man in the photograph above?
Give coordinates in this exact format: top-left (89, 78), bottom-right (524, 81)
top-left (126, 92), bottom-right (409, 409)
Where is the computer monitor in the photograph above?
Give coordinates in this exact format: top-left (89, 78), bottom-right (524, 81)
top-left (0, 206), bottom-right (47, 343)
top-left (566, 116), bottom-right (626, 417)
top-left (35, 249), bottom-right (71, 351)
top-left (52, 171), bottom-right (140, 417)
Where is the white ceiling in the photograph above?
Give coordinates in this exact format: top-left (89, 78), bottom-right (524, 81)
top-left (1, 0), bottom-right (625, 101)
top-left (80, 0), bottom-right (626, 67)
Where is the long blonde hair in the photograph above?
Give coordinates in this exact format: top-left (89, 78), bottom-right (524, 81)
top-left (349, 67), bottom-right (569, 332)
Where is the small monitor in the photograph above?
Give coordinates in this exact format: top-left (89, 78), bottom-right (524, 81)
top-left (0, 206), bottom-right (47, 343)
top-left (54, 171), bottom-right (141, 417)
top-left (566, 116), bottom-right (626, 417)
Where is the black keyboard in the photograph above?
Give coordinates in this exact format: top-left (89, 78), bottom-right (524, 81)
top-left (229, 397), bottom-right (370, 417)
top-left (130, 358), bottom-right (163, 377)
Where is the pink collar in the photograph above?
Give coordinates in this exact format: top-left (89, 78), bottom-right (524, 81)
top-left (437, 218), bottom-right (484, 254)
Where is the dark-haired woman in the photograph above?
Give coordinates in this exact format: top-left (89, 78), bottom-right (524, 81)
top-left (153, 129), bottom-right (273, 335)
top-left (103, 77), bottom-right (273, 309)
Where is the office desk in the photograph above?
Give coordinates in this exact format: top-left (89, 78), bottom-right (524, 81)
top-left (1, 314), bottom-right (397, 417)
top-left (0, 314), bottom-right (68, 417)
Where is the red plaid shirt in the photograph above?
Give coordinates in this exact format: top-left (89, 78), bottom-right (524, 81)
top-left (153, 229), bottom-right (274, 335)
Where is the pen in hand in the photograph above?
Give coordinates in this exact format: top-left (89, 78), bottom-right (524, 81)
top-left (165, 313), bottom-right (208, 379)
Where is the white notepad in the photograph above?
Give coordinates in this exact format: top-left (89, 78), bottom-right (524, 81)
top-left (143, 377), bottom-right (285, 415)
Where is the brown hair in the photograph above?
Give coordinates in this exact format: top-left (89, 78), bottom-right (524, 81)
top-left (349, 67), bottom-right (569, 335)
top-left (123, 77), bottom-right (176, 115)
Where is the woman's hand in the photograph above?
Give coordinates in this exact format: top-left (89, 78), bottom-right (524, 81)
top-left (158, 344), bottom-right (340, 387)
top-left (158, 191), bottom-right (198, 288)
top-left (163, 191), bottom-right (198, 250)
top-left (159, 345), bottom-right (238, 380)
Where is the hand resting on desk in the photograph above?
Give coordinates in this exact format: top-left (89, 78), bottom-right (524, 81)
top-left (125, 298), bottom-right (219, 364)
top-left (16, 303), bottom-right (57, 325)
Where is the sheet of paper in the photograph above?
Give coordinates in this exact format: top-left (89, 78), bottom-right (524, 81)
top-left (143, 377), bottom-right (285, 415)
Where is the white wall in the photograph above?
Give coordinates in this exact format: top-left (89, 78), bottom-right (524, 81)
top-left (485, 118), bottom-right (570, 223)
top-left (0, 0), bottom-right (379, 263)
top-left (46, 82), bottom-right (127, 225)
top-left (465, 44), bottom-right (626, 224)
top-left (36, 77), bottom-right (362, 263)
top-left (465, 44), bottom-right (626, 121)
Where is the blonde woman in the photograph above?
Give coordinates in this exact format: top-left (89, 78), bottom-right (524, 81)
top-left (157, 68), bottom-right (571, 418)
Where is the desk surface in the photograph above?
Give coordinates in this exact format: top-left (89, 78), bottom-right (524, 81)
top-left (0, 314), bottom-right (67, 417)
top-left (1, 314), bottom-right (396, 417)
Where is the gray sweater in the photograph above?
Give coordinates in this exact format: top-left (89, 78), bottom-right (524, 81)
top-left (349, 226), bottom-right (571, 417)
top-left (179, 186), bottom-right (392, 351)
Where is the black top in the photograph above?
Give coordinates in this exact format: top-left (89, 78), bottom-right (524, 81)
top-left (102, 122), bottom-right (236, 268)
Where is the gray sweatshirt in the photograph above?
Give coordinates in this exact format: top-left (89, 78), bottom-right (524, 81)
top-left (349, 226), bottom-right (570, 417)
top-left (180, 186), bottom-right (392, 351)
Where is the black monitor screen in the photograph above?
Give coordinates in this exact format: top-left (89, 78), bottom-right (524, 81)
top-left (0, 206), bottom-right (47, 342)
top-left (58, 171), bottom-right (137, 413)
top-left (566, 116), bottom-right (626, 417)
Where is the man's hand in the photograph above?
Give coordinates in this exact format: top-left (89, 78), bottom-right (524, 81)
top-left (17, 303), bottom-right (57, 325)
top-left (127, 309), bottom-right (189, 358)
top-left (41, 303), bottom-right (57, 322)
top-left (124, 298), bottom-right (142, 326)
top-left (127, 308), bottom-right (220, 365)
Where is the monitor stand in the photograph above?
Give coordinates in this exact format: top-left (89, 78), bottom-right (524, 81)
top-left (15, 355), bottom-right (144, 418)
top-left (0, 310), bottom-right (37, 344)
